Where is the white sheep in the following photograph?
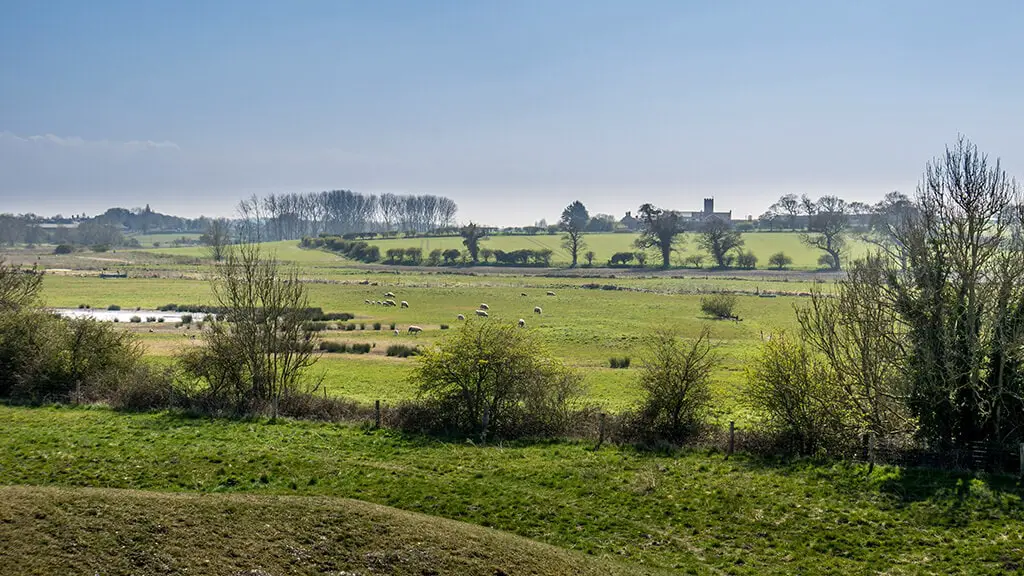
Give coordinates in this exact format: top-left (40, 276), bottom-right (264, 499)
top-left (393, 329), bottom-right (400, 335)
top-left (475, 309), bottom-right (489, 317)
top-left (518, 318), bottom-right (526, 328)
top-left (479, 303), bottom-right (489, 310)
top-left (546, 291), bottom-right (556, 296)
top-left (407, 325), bottom-right (422, 334)
top-left (364, 299), bottom-right (371, 304)
top-left (384, 292), bottom-right (395, 298)
top-left (457, 314), bottom-right (465, 321)
top-left (384, 299), bottom-right (396, 307)
top-left (400, 301), bottom-right (409, 308)
top-left (534, 306), bottom-right (542, 315)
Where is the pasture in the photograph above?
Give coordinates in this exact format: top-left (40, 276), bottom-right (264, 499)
top-left (140, 231), bottom-right (874, 269)
top-left (40, 270), bottom-right (806, 422)
top-left (6, 243), bottom-right (1024, 574)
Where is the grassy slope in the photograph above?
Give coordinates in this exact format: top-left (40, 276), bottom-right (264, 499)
top-left (141, 232), bottom-right (872, 269)
top-left (2, 406), bottom-right (1022, 575)
top-left (0, 485), bottom-right (654, 576)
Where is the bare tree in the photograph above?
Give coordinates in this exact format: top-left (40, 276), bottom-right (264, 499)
top-left (698, 217), bottom-right (744, 268)
top-left (634, 204), bottom-right (684, 269)
top-left (178, 243), bottom-right (320, 417)
top-left (774, 194), bottom-right (801, 230)
top-left (801, 195), bottom-right (848, 271)
top-left (201, 219), bottom-right (232, 262)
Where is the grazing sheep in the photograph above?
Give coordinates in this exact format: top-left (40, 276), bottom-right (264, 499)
top-left (546, 291), bottom-right (556, 296)
top-left (457, 314), bottom-right (465, 321)
top-left (364, 299), bottom-right (371, 304)
top-left (534, 306), bottom-right (542, 315)
top-left (521, 293), bottom-right (527, 297)
top-left (400, 300), bottom-right (409, 308)
top-left (148, 329), bottom-right (155, 333)
top-left (408, 325), bottom-right (423, 334)
top-left (393, 329), bottom-right (400, 335)
top-left (479, 303), bottom-right (489, 310)
top-left (384, 299), bottom-right (397, 307)
top-left (518, 318), bottom-right (526, 328)
top-left (384, 292), bottom-right (395, 298)
top-left (475, 309), bottom-right (489, 317)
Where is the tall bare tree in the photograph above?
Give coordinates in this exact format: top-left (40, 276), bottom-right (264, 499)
top-left (559, 200), bottom-right (589, 267)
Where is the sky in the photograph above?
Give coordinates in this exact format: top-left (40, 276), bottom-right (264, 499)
top-left (2, 0), bottom-right (1023, 226)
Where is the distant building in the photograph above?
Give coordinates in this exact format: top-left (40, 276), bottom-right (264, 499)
top-left (679, 198), bottom-right (732, 223)
top-left (619, 211), bottom-right (641, 232)
top-left (619, 199), bottom-right (732, 231)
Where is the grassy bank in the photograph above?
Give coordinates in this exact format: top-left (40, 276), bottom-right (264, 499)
top-left (2, 405), bottom-right (1021, 574)
top-left (0, 485), bottom-right (653, 576)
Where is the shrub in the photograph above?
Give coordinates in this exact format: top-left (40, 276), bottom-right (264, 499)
top-left (633, 327), bottom-right (715, 444)
top-left (145, 316), bottom-right (157, 323)
top-left (373, 322), bottom-right (382, 330)
top-left (129, 316), bottom-right (142, 323)
top-left (91, 244), bottom-right (111, 253)
top-left (0, 310), bottom-right (145, 402)
top-left (180, 314), bottom-right (193, 325)
top-left (303, 321), bottom-right (329, 332)
top-left (735, 250), bottom-right (758, 269)
top-left (54, 244), bottom-right (74, 255)
top-left (319, 341), bottom-right (346, 353)
top-left (389, 322), bottom-right (396, 330)
top-left (440, 324), bottom-right (449, 330)
top-left (350, 343), bottom-right (372, 354)
top-left (609, 356), bottom-right (631, 369)
top-left (78, 304), bottom-right (87, 309)
top-left (105, 366), bottom-right (177, 412)
top-left (609, 252), bottom-right (635, 266)
top-left (107, 305), bottom-right (121, 311)
top-left (745, 333), bottom-right (850, 455)
top-left (683, 255), bottom-right (705, 269)
top-left (408, 320), bottom-right (583, 439)
top-left (359, 323), bottom-right (366, 330)
top-left (386, 344), bottom-right (421, 358)
top-left (345, 323), bottom-right (356, 331)
top-left (157, 318), bottom-right (165, 323)
top-left (768, 251), bottom-right (793, 270)
top-left (700, 294), bottom-right (737, 319)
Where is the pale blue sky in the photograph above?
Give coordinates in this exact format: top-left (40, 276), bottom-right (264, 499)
top-left (2, 0), bottom-right (1023, 224)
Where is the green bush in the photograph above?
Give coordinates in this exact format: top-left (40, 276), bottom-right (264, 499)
top-left (129, 316), bottom-right (142, 323)
top-left (440, 324), bottom-right (449, 330)
top-left (408, 320), bottom-right (583, 439)
top-left (54, 244), bottom-right (74, 255)
top-left (180, 314), bottom-right (193, 325)
top-left (107, 305), bottom-right (121, 311)
top-left (609, 356), bottom-right (631, 369)
top-left (633, 328), bottom-right (715, 444)
top-left (373, 322), bottom-right (382, 330)
top-left (700, 294), bottom-right (738, 319)
top-left (386, 344), bottom-right (421, 358)
top-left (0, 310), bottom-right (145, 402)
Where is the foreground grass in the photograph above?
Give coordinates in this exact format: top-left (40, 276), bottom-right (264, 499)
top-left (2, 405), bottom-right (1022, 574)
top-left (0, 485), bottom-right (652, 576)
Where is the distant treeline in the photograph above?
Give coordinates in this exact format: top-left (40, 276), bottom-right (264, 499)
top-left (0, 205), bottom-right (222, 248)
top-left (236, 191), bottom-right (458, 242)
top-left (302, 236), bottom-right (555, 267)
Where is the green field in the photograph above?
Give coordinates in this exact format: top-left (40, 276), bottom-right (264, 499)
top-left (41, 271), bottom-right (804, 423)
top-left (140, 232), bottom-right (872, 269)
top-left (126, 232), bottom-right (203, 247)
top-left (2, 406), bottom-right (1020, 575)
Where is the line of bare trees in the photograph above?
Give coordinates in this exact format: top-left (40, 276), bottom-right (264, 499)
top-left (235, 191), bottom-right (458, 243)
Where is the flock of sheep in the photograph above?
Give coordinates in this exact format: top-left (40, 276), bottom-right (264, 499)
top-left (362, 289), bottom-right (558, 335)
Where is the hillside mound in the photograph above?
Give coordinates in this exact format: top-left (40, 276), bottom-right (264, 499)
top-left (0, 485), bottom-right (664, 576)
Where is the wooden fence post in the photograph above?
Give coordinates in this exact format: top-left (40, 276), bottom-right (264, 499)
top-left (480, 405), bottom-right (490, 446)
top-left (727, 421), bottom-right (735, 459)
top-left (868, 432), bottom-right (876, 475)
top-left (374, 400), bottom-right (381, 429)
top-left (594, 413), bottom-right (606, 451)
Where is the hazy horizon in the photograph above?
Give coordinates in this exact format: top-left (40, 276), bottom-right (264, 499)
top-left (3, 1), bottom-right (1023, 226)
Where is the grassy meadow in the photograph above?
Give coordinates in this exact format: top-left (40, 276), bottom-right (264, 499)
top-left (140, 231), bottom-right (873, 269)
top-left (2, 405), bottom-right (1021, 575)
top-left (8, 238), bottom-right (1023, 574)
top-left (40, 270), bottom-right (806, 422)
